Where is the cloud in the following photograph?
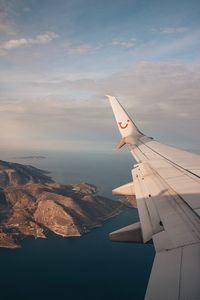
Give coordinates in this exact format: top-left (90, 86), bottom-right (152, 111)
top-left (0, 22), bottom-right (16, 35)
top-left (0, 61), bottom-right (200, 151)
top-left (0, 1), bottom-right (16, 35)
top-left (23, 7), bottom-right (32, 13)
top-left (65, 42), bottom-right (101, 55)
top-left (0, 32), bottom-right (59, 50)
top-left (111, 38), bottom-right (136, 48)
top-left (30, 61), bottom-right (200, 128)
top-left (0, 95), bottom-right (112, 152)
top-left (0, 0), bottom-right (24, 39)
top-left (159, 27), bottom-right (189, 34)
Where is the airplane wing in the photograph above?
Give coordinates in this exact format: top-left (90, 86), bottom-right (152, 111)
top-left (107, 95), bottom-right (200, 300)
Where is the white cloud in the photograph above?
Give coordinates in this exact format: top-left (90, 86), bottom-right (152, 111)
top-left (2, 38), bottom-right (27, 49)
top-left (159, 27), bottom-right (189, 34)
top-left (0, 32), bottom-right (59, 50)
top-left (65, 42), bottom-right (101, 55)
top-left (111, 38), bottom-right (136, 48)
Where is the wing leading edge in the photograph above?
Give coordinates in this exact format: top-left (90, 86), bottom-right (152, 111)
top-left (107, 95), bottom-right (200, 300)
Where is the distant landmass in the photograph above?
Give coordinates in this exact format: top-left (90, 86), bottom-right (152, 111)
top-left (13, 156), bottom-right (46, 159)
top-left (0, 160), bottom-right (130, 249)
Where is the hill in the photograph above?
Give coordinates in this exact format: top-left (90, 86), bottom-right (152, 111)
top-left (0, 160), bottom-right (129, 248)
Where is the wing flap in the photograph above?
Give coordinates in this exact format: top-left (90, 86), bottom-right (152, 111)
top-left (145, 248), bottom-right (181, 300)
top-left (180, 243), bottom-right (200, 300)
top-left (134, 162), bottom-right (200, 251)
top-left (145, 243), bottom-right (200, 300)
top-left (109, 222), bottom-right (143, 243)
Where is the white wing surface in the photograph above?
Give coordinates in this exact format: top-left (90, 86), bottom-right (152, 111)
top-left (107, 95), bottom-right (200, 300)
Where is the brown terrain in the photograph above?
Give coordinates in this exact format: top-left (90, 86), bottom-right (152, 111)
top-left (0, 160), bottom-right (130, 249)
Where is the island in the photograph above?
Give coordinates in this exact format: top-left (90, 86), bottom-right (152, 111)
top-left (0, 160), bottom-right (130, 249)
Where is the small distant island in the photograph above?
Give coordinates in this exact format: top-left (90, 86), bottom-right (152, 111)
top-left (14, 156), bottom-right (46, 159)
top-left (0, 160), bottom-right (130, 249)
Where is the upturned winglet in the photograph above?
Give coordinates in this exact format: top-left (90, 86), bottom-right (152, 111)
top-left (107, 95), bottom-right (143, 148)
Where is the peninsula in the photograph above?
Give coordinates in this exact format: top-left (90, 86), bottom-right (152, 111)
top-left (0, 160), bottom-right (129, 248)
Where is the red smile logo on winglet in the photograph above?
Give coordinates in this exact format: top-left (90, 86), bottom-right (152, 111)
top-left (118, 120), bottom-right (130, 129)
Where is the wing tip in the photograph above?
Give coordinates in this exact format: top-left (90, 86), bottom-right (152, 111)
top-left (106, 95), bottom-right (117, 102)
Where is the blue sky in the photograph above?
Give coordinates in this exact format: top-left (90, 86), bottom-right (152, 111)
top-left (0, 0), bottom-right (200, 152)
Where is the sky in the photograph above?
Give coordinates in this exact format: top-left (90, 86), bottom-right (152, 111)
top-left (0, 0), bottom-right (200, 153)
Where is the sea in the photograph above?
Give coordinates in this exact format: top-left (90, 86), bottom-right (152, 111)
top-left (0, 150), bottom-right (155, 300)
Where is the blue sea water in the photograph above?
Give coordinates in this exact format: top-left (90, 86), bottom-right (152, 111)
top-left (0, 150), bottom-right (155, 300)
